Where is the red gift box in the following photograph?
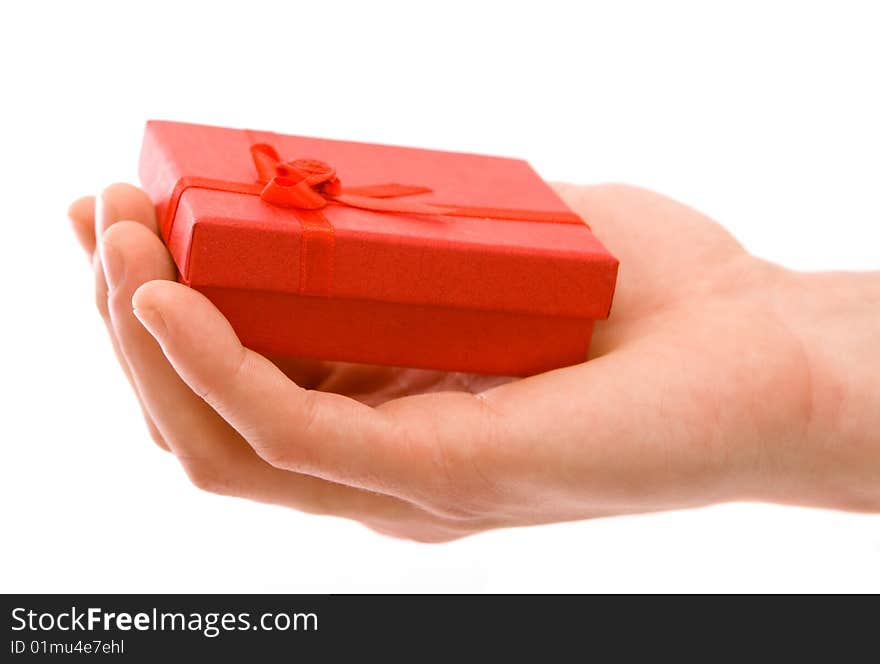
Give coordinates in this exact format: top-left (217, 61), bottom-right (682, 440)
top-left (138, 120), bottom-right (618, 375)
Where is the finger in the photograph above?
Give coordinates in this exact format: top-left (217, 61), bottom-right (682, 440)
top-left (91, 184), bottom-right (332, 390)
top-left (95, 183), bottom-right (158, 239)
top-left (68, 190), bottom-right (167, 449)
top-left (103, 221), bottom-right (241, 462)
top-left (131, 279), bottom-right (442, 495)
top-left (73, 188), bottom-right (168, 450)
top-left (68, 196), bottom-right (97, 256)
top-left (95, 183), bottom-right (159, 290)
top-left (92, 250), bottom-right (168, 451)
top-left (105, 221), bottom-right (429, 523)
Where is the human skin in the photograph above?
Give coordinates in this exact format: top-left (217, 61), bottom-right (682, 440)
top-left (68, 183), bottom-right (880, 541)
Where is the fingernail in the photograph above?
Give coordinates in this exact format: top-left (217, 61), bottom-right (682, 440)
top-left (102, 240), bottom-right (125, 288)
top-left (133, 306), bottom-right (167, 343)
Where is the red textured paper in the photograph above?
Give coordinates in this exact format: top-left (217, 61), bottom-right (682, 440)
top-left (138, 120), bottom-right (619, 374)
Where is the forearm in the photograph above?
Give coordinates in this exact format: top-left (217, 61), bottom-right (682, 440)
top-left (768, 269), bottom-right (880, 511)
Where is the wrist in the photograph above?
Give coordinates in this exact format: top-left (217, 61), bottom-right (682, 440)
top-left (758, 267), bottom-right (880, 511)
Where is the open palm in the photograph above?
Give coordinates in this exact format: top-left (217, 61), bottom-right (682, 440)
top-left (70, 182), bottom-right (815, 541)
top-left (266, 182), bottom-right (758, 401)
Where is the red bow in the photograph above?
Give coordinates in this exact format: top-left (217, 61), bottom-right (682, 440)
top-left (164, 144), bottom-right (585, 296)
top-left (250, 144), bottom-right (445, 214)
top-left (249, 143), bottom-right (584, 223)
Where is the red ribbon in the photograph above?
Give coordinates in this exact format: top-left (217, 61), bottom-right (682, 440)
top-left (165, 144), bottom-right (585, 296)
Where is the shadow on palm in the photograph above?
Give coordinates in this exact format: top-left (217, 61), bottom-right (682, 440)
top-left (268, 184), bottom-right (752, 406)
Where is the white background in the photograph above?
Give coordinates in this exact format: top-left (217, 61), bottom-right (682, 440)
top-left (1, 1), bottom-right (878, 592)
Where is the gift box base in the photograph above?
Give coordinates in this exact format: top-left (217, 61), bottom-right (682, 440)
top-left (194, 286), bottom-right (595, 376)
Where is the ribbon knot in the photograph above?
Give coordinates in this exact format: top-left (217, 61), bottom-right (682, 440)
top-left (252, 145), bottom-right (343, 210)
top-left (250, 143), bottom-right (447, 213)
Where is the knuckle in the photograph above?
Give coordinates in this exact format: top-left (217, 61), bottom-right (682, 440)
top-left (250, 390), bottom-right (321, 473)
top-left (145, 422), bottom-right (168, 451)
top-left (194, 346), bottom-right (247, 405)
top-left (599, 182), bottom-right (642, 196)
top-left (248, 430), bottom-right (299, 472)
top-left (254, 443), bottom-right (291, 471)
top-left (297, 390), bottom-right (323, 440)
top-left (420, 494), bottom-right (490, 522)
top-left (181, 459), bottom-right (239, 497)
top-left (366, 523), bottom-right (466, 544)
top-left (405, 532), bottom-right (463, 544)
top-left (412, 401), bottom-right (506, 521)
top-left (580, 182), bottom-right (651, 208)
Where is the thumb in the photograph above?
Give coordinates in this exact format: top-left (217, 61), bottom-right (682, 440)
top-left (130, 280), bottom-right (416, 493)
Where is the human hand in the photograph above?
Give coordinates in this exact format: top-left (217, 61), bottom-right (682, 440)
top-left (68, 183), bottom-right (880, 541)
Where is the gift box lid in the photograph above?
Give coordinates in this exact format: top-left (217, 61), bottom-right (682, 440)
top-left (139, 120), bottom-right (618, 319)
